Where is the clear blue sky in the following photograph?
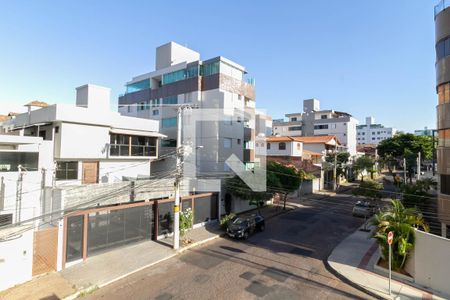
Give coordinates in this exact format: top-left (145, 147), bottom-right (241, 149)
top-left (0, 0), bottom-right (437, 132)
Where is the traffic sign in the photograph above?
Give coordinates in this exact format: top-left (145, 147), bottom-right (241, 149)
top-left (387, 231), bottom-right (394, 245)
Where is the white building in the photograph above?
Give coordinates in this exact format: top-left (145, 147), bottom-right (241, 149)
top-left (356, 117), bottom-right (396, 145)
top-left (272, 99), bottom-right (358, 155)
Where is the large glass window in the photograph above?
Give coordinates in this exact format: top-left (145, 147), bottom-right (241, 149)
top-left (162, 117), bottom-right (177, 128)
top-left (162, 95), bottom-right (178, 105)
top-left (126, 79), bottom-right (150, 94)
top-left (109, 134), bottom-right (157, 157)
top-left (0, 152), bottom-right (38, 172)
top-left (56, 161), bottom-right (78, 180)
top-left (200, 61), bottom-right (220, 76)
top-left (87, 205), bottom-right (152, 256)
top-left (288, 126), bottom-right (302, 131)
top-left (436, 37), bottom-right (450, 61)
top-left (66, 215), bottom-right (84, 262)
top-left (193, 196), bottom-right (218, 224)
top-left (158, 201), bottom-right (174, 235)
top-left (162, 69), bottom-right (186, 85)
top-left (314, 124), bottom-right (329, 130)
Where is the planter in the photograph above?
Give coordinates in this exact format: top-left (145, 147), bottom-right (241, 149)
top-left (374, 257), bottom-right (414, 283)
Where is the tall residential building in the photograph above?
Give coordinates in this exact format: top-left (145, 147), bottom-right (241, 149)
top-left (435, 1), bottom-right (450, 238)
top-left (272, 99), bottom-right (358, 155)
top-left (118, 42), bottom-right (256, 175)
top-left (414, 126), bottom-right (435, 136)
top-left (356, 117), bottom-right (397, 145)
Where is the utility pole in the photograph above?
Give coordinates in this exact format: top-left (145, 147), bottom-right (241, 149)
top-left (16, 166), bottom-right (24, 224)
top-left (173, 106), bottom-right (183, 250)
top-left (403, 158), bottom-right (407, 184)
top-left (333, 146), bottom-right (337, 191)
top-left (417, 152), bottom-right (421, 180)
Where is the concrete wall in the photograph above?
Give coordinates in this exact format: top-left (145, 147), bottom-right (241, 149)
top-left (58, 123), bottom-right (109, 159)
top-left (0, 229), bottom-right (33, 291)
top-left (406, 230), bottom-right (450, 297)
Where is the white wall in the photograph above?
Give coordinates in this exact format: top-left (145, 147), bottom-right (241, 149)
top-left (406, 230), bottom-right (450, 297)
top-left (99, 160), bottom-right (150, 183)
top-left (58, 123), bottom-right (109, 159)
top-left (0, 229), bottom-right (33, 291)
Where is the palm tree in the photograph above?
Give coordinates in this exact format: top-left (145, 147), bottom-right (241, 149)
top-left (371, 200), bottom-right (429, 271)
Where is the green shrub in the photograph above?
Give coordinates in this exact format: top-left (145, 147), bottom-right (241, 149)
top-left (180, 208), bottom-right (193, 238)
top-left (220, 213), bottom-right (236, 230)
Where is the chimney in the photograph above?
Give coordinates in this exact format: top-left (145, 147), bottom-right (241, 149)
top-left (76, 84), bottom-right (111, 111)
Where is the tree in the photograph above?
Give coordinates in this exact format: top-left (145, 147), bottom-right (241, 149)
top-left (225, 161), bottom-right (304, 212)
top-left (352, 180), bottom-right (383, 203)
top-left (325, 152), bottom-right (350, 179)
top-left (401, 178), bottom-right (437, 208)
top-left (353, 156), bottom-right (375, 182)
top-left (377, 134), bottom-right (433, 182)
top-left (371, 200), bottom-right (429, 271)
top-left (267, 161), bottom-right (302, 210)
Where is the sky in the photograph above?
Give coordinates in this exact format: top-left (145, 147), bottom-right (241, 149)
top-left (0, 0), bottom-right (438, 132)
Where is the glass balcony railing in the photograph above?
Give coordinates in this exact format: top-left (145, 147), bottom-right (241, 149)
top-left (109, 144), bottom-right (157, 157)
top-left (435, 0), bottom-right (450, 18)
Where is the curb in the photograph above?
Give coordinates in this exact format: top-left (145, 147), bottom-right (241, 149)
top-left (323, 250), bottom-right (386, 300)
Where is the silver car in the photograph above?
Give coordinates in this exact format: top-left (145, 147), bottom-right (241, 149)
top-left (352, 201), bottom-right (377, 218)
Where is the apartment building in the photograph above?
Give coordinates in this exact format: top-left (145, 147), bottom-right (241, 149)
top-left (118, 42), bottom-right (256, 177)
top-left (435, 1), bottom-right (450, 238)
top-left (356, 117), bottom-right (397, 145)
top-left (272, 99), bottom-right (358, 155)
top-left (414, 126), bottom-right (435, 136)
top-left (255, 111), bottom-right (273, 137)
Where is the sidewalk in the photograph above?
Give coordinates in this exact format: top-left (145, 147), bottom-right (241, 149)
top-left (0, 203), bottom-right (296, 300)
top-left (328, 226), bottom-right (447, 300)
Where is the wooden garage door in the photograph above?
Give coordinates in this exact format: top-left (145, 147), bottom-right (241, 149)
top-left (82, 161), bottom-right (99, 184)
top-left (33, 227), bottom-right (58, 276)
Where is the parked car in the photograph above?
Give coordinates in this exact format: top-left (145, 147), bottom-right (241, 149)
top-left (352, 201), bottom-right (378, 218)
top-left (226, 214), bottom-right (265, 239)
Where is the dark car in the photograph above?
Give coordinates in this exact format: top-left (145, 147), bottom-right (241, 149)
top-left (226, 214), bottom-right (265, 239)
top-left (352, 201), bottom-right (378, 218)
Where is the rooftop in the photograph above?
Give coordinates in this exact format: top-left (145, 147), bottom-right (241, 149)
top-left (24, 100), bottom-right (49, 108)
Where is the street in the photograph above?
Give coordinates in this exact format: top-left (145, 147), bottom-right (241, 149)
top-left (85, 195), bottom-right (374, 300)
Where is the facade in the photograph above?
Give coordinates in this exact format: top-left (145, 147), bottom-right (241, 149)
top-left (356, 117), bottom-right (397, 145)
top-left (272, 99), bottom-right (358, 155)
top-left (255, 110), bottom-right (273, 137)
top-left (414, 126), bottom-right (435, 136)
top-left (435, 1), bottom-right (450, 238)
top-left (118, 42), bottom-right (256, 176)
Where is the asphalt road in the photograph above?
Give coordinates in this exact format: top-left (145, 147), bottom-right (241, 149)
top-left (86, 195), bottom-right (374, 300)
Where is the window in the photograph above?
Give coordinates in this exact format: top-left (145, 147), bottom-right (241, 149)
top-left (55, 126), bottom-right (59, 133)
top-left (288, 126), bottom-right (302, 131)
top-left (162, 117), bottom-right (177, 128)
top-left (162, 69), bottom-right (186, 85)
top-left (297, 143), bottom-right (301, 150)
top-left (441, 175), bottom-right (450, 194)
top-left (237, 139), bottom-right (241, 145)
top-left (224, 138), bottom-right (232, 149)
top-left (279, 142), bottom-right (286, 150)
top-left (267, 143), bottom-right (271, 150)
top-left (127, 105), bottom-right (131, 113)
top-left (153, 110), bottom-right (159, 116)
top-left (291, 117), bottom-right (297, 121)
top-left (321, 115), bottom-right (327, 119)
top-left (0, 152), bottom-right (39, 172)
top-left (126, 79), bottom-right (150, 94)
top-left (200, 61), bottom-right (220, 76)
top-left (161, 139), bottom-right (177, 147)
top-left (162, 95), bottom-right (178, 105)
top-left (138, 102), bottom-right (146, 111)
top-left (110, 134), bottom-right (157, 156)
top-left (314, 124), bottom-right (329, 130)
top-left (436, 37), bottom-right (450, 61)
top-left (0, 214), bottom-right (12, 227)
top-left (56, 161), bottom-right (78, 180)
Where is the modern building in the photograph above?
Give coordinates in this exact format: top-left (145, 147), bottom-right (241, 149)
top-left (414, 126), bottom-right (435, 136)
top-left (356, 117), bottom-right (397, 145)
top-left (435, 1), bottom-right (450, 238)
top-left (272, 99), bottom-right (358, 155)
top-left (255, 110), bottom-right (272, 137)
top-left (118, 42), bottom-right (256, 175)
top-left (118, 42), bottom-right (257, 215)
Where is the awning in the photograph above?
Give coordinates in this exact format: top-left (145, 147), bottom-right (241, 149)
top-left (110, 128), bottom-right (167, 138)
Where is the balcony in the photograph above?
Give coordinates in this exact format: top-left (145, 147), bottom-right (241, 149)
top-left (435, 0), bottom-right (450, 18)
top-left (109, 144), bottom-right (157, 158)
